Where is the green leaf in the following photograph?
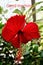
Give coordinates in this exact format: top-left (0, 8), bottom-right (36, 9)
top-left (33, 44), bottom-right (39, 53)
top-left (0, 62), bottom-right (3, 65)
top-left (13, 9), bottom-right (22, 15)
top-left (0, 22), bottom-right (4, 34)
top-left (39, 25), bottom-right (43, 29)
top-left (0, 22), bottom-right (4, 29)
top-left (0, 6), bottom-right (3, 14)
top-left (40, 50), bottom-right (43, 57)
top-left (40, 6), bottom-right (43, 11)
top-left (0, 29), bottom-right (2, 34)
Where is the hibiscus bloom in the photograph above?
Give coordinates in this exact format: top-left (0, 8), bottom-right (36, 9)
top-left (2, 15), bottom-right (40, 48)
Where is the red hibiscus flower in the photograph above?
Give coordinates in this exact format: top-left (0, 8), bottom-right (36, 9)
top-left (2, 15), bottom-right (40, 48)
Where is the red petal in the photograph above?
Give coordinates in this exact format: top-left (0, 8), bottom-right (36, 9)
top-left (30, 32), bottom-right (40, 39)
top-left (10, 34), bottom-right (20, 48)
top-left (7, 15), bottom-right (26, 33)
top-left (2, 25), bottom-right (14, 42)
top-left (23, 22), bottom-right (39, 33)
top-left (2, 15), bottom-right (26, 43)
top-left (23, 22), bottom-right (40, 41)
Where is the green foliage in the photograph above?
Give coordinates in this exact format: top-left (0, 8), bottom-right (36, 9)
top-left (13, 6), bottom-right (25, 15)
top-left (0, 22), bottom-right (4, 29)
top-left (0, 22), bottom-right (4, 34)
top-left (0, 6), bottom-right (8, 14)
top-left (0, 35), bottom-right (17, 65)
top-left (40, 6), bottom-right (43, 11)
top-left (0, 6), bottom-right (8, 21)
top-left (13, 9), bottom-right (22, 15)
